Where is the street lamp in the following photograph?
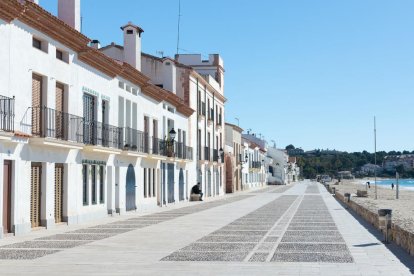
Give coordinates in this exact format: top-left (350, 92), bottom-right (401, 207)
top-left (169, 128), bottom-right (176, 141)
top-left (219, 147), bottom-right (224, 162)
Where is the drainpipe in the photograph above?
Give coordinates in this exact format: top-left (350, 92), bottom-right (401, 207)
top-left (212, 93), bottom-right (216, 195)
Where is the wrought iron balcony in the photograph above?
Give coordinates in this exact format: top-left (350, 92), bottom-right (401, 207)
top-left (120, 127), bottom-right (148, 153)
top-left (204, 146), bottom-right (211, 161)
top-left (83, 120), bottom-right (121, 148)
top-left (213, 148), bottom-right (219, 162)
top-left (251, 161), bottom-right (262, 169)
top-left (28, 106), bottom-right (83, 143)
top-left (0, 95), bottom-right (14, 132)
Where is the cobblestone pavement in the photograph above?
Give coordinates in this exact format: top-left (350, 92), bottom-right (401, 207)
top-left (0, 181), bottom-right (413, 275)
top-left (0, 195), bottom-right (252, 260)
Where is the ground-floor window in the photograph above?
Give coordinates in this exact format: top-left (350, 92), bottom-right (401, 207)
top-left (91, 165), bottom-right (97, 204)
top-left (144, 168), bottom-right (147, 198)
top-left (152, 169), bottom-right (156, 197)
top-left (83, 165), bottom-right (88, 205)
top-left (99, 165), bottom-right (105, 203)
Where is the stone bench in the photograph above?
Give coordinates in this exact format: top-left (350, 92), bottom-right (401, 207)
top-left (190, 194), bottom-right (202, 201)
top-left (356, 190), bottom-right (368, 197)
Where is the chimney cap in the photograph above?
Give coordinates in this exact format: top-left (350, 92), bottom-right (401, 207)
top-left (121, 21), bottom-right (144, 35)
top-left (91, 39), bottom-right (100, 44)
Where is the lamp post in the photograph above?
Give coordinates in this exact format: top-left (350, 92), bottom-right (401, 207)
top-left (219, 147), bottom-right (224, 162)
top-left (166, 128), bottom-right (176, 157)
top-left (240, 153), bottom-right (248, 190)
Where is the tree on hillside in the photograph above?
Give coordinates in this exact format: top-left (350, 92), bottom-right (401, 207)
top-left (285, 144), bottom-right (295, 150)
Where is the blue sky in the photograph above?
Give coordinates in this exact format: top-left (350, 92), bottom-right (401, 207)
top-left (40, 0), bottom-right (414, 152)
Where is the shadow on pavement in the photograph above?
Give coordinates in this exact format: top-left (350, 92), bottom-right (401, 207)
top-left (336, 199), bottom-right (414, 274)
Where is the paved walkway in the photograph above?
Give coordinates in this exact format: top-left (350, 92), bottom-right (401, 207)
top-left (0, 181), bottom-right (412, 275)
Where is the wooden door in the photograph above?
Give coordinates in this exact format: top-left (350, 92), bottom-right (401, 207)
top-left (32, 74), bottom-right (42, 135)
top-left (55, 83), bottom-right (64, 139)
top-left (3, 160), bottom-right (11, 233)
top-left (30, 163), bottom-right (42, 228)
top-left (54, 164), bottom-right (63, 223)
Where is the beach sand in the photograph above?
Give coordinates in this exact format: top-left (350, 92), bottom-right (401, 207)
top-left (330, 179), bottom-right (414, 233)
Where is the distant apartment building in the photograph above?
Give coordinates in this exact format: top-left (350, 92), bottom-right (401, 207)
top-left (360, 163), bottom-right (382, 174)
top-left (224, 123), bottom-right (243, 193)
top-left (383, 154), bottom-right (414, 172)
top-left (0, 0), bottom-right (196, 237)
top-left (241, 134), bottom-right (267, 189)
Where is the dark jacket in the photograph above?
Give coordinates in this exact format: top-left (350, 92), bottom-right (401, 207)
top-left (191, 185), bottom-right (201, 194)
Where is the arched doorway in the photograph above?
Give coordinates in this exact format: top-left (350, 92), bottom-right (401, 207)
top-left (179, 169), bottom-right (184, 201)
top-left (125, 164), bottom-right (136, 211)
top-left (225, 155), bottom-right (233, 193)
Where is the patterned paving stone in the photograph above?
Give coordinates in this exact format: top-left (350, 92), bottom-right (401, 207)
top-left (276, 243), bottom-right (348, 252)
top-left (220, 225), bottom-right (271, 231)
top-left (257, 243), bottom-right (275, 251)
top-left (289, 222), bottom-right (336, 227)
top-left (0, 249), bottom-right (60, 260)
top-left (162, 251), bottom-right (249, 262)
top-left (90, 224), bottom-right (141, 229)
top-left (248, 252), bottom-right (269, 262)
top-left (288, 226), bottom-right (337, 231)
top-left (69, 228), bottom-right (133, 234)
top-left (197, 235), bottom-right (263, 243)
top-left (36, 233), bottom-right (113, 241)
top-left (180, 243), bottom-right (256, 252)
top-left (271, 252), bottom-right (353, 263)
top-left (109, 221), bottom-right (155, 225)
top-left (281, 234), bottom-right (344, 243)
top-left (264, 236), bottom-right (279, 242)
top-left (284, 231), bottom-right (341, 237)
top-left (211, 230), bottom-right (267, 236)
top-left (1, 240), bottom-right (90, 249)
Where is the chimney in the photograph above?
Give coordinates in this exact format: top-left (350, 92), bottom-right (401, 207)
top-left (58, 0), bottom-right (81, 32)
top-left (90, 40), bottom-right (100, 49)
top-left (121, 22), bottom-right (144, 71)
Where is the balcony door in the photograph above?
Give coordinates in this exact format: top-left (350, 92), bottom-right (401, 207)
top-left (144, 116), bottom-right (149, 153)
top-left (30, 162), bottom-right (42, 228)
top-left (101, 100), bottom-right (109, 146)
top-left (32, 74), bottom-right (43, 135)
top-left (54, 164), bottom-right (63, 223)
top-left (55, 83), bottom-right (65, 139)
top-left (3, 160), bottom-right (11, 233)
top-left (83, 94), bottom-right (95, 144)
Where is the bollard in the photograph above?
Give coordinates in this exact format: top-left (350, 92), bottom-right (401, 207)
top-left (344, 193), bottom-right (350, 202)
top-left (378, 209), bottom-right (392, 243)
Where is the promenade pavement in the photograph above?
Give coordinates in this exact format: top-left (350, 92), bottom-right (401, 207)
top-left (0, 180), bottom-right (413, 275)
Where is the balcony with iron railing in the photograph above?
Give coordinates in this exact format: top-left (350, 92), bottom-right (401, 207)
top-left (19, 106), bottom-right (194, 158)
top-left (204, 146), bottom-right (211, 161)
top-left (216, 114), bottom-right (222, 127)
top-left (83, 120), bottom-right (121, 148)
top-left (213, 148), bottom-right (219, 162)
top-left (21, 106), bottom-right (84, 143)
top-left (0, 95), bottom-right (14, 132)
top-left (251, 161), bottom-right (262, 169)
top-left (208, 108), bottom-right (214, 122)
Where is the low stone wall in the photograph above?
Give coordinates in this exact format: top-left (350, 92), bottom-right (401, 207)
top-left (328, 186), bottom-right (414, 256)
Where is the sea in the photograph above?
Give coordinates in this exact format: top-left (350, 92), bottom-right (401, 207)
top-left (359, 179), bottom-right (414, 190)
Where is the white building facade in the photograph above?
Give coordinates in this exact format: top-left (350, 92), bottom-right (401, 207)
top-left (0, 0), bottom-right (194, 237)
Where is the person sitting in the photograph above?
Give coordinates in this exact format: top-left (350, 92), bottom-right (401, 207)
top-left (191, 182), bottom-right (203, 201)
